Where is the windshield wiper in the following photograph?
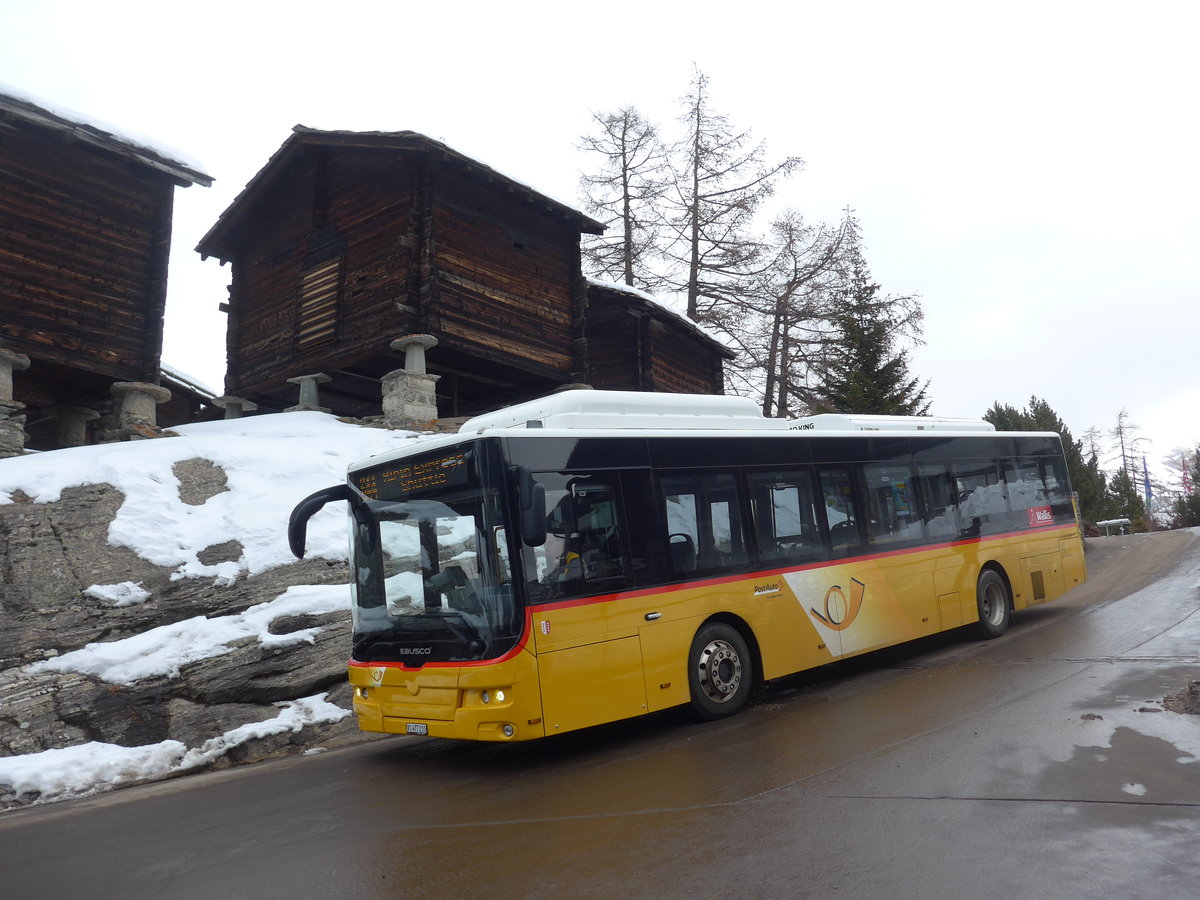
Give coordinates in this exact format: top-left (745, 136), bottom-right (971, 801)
top-left (435, 608), bottom-right (486, 656)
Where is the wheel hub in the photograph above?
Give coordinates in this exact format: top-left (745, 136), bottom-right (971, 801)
top-left (697, 639), bottom-right (742, 702)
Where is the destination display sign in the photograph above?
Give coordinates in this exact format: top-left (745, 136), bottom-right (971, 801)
top-left (356, 452), bottom-right (468, 498)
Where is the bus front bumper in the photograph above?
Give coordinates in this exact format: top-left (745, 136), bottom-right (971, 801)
top-left (347, 650), bottom-right (545, 741)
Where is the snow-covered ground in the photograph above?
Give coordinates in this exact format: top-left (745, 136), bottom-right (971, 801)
top-left (0, 412), bottom-right (430, 806)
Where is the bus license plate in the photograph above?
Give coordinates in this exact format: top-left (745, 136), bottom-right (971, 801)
top-left (406, 723), bottom-right (428, 735)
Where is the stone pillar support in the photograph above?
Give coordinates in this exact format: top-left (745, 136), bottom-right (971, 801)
top-left (110, 381), bottom-right (172, 439)
top-left (383, 334), bottom-right (440, 426)
top-left (0, 400), bottom-right (27, 458)
top-left (49, 405), bottom-right (100, 448)
top-left (390, 334), bottom-right (438, 375)
top-left (0, 347), bottom-right (31, 403)
top-left (213, 395), bottom-right (258, 419)
top-left (285, 373), bottom-right (331, 413)
top-left (382, 370), bottom-right (441, 427)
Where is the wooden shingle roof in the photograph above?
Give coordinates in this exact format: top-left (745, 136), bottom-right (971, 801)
top-left (0, 89), bottom-right (212, 188)
top-left (196, 127), bottom-right (603, 262)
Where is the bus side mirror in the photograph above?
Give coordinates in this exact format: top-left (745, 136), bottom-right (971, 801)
top-left (288, 484), bottom-right (354, 558)
top-left (515, 466), bottom-right (547, 547)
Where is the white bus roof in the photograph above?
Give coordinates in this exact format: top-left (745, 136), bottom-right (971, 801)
top-left (459, 390), bottom-right (993, 434)
top-left (789, 413), bottom-right (995, 433)
top-left (459, 389), bottom-right (788, 432)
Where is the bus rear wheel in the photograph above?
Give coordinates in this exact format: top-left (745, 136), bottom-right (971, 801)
top-left (974, 568), bottom-right (1011, 639)
top-left (688, 622), bottom-right (753, 720)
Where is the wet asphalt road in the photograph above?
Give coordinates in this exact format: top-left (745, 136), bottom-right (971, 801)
top-left (2, 531), bottom-right (1198, 899)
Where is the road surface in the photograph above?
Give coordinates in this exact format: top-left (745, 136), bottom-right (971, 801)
top-left (2, 530), bottom-right (1198, 899)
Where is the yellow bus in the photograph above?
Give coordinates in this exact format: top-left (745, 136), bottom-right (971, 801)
top-left (288, 390), bottom-right (1086, 741)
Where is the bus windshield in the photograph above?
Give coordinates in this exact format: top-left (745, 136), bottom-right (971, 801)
top-left (349, 448), bottom-right (521, 665)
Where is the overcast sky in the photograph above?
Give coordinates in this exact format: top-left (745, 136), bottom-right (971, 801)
top-left (3, 0), bottom-right (1196, 476)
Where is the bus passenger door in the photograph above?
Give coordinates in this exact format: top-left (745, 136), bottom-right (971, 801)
top-left (860, 462), bottom-right (940, 644)
top-left (526, 472), bottom-right (650, 734)
top-left (537, 635), bottom-right (648, 734)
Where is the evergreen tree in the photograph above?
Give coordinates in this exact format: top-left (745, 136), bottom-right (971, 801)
top-left (810, 259), bottom-right (929, 415)
top-left (1108, 467), bottom-right (1147, 528)
top-left (982, 401), bottom-right (1029, 432)
top-left (984, 395), bottom-right (1108, 524)
top-left (1165, 445), bottom-right (1200, 527)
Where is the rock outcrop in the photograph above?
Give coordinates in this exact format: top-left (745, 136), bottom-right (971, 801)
top-left (0, 460), bottom-right (379, 798)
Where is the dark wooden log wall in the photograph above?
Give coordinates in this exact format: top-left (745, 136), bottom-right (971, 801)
top-left (647, 317), bottom-right (724, 394)
top-left (0, 118), bottom-right (173, 406)
top-left (213, 133), bottom-right (722, 415)
top-left (583, 296), bottom-right (642, 390)
top-left (227, 148), bottom-right (581, 400)
top-left (228, 149), bottom-right (417, 396)
top-left (430, 182), bottom-right (576, 380)
top-left (582, 285), bottom-right (726, 395)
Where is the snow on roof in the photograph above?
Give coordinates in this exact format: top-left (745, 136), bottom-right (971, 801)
top-left (160, 363), bottom-right (219, 400)
top-left (585, 276), bottom-right (735, 356)
top-left (0, 83), bottom-right (212, 187)
top-left (198, 127), bottom-right (600, 258)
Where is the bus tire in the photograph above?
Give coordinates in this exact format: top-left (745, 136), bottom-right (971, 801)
top-left (688, 622), bottom-right (753, 720)
top-left (974, 568), bottom-right (1011, 639)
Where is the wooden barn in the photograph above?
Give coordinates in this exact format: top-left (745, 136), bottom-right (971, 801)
top-left (583, 279), bottom-right (731, 394)
top-left (0, 89), bottom-right (212, 449)
top-left (197, 127), bottom-right (728, 419)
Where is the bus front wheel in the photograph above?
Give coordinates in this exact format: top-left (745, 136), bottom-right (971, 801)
top-left (688, 622), bottom-right (753, 720)
top-left (974, 568), bottom-right (1011, 639)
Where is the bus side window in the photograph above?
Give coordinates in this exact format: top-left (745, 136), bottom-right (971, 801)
top-left (660, 472), bottom-right (748, 575)
top-left (818, 466), bottom-right (862, 555)
top-left (862, 463), bottom-right (920, 547)
top-left (1039, 456), bottom-right (1075, 524)
top-left (1003, 458), bottom-right (1050, 529)
top-left (953, 462), bottom-right (1006, 537)
top-left (747, 470), bottom-right (821, 562)
top-left (528, 472), bottom-right (630, 602)
top-left (916, 463), bottom-right (958, 539)
top-left (617, 470), bottom-right (661, 585)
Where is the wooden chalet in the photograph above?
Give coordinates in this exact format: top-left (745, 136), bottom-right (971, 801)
top-left (0, 90), bottom-right (212, 448)
top-left (583, 279), bottom-right (731, 394)
top-left (197, 128), bottom-right (729, 418)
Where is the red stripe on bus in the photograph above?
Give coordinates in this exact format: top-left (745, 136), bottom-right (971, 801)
top-left (532, 523), bottom-right (1080, 611)
top-left (349, 522), bottom-right (1079, 669)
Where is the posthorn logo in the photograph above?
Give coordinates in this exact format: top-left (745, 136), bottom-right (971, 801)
top-left (811, 578), bottom-right (866, 631)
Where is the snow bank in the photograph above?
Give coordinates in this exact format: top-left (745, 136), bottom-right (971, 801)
top-left (0, 412), bottom-right (425, 581)
top-left (0, 411), bottom-right (435, 806)
top-left (0, 694), bottom-right (349, 806)
top-left (83, 581), bottom-right (152, 608)
top-left (29, 584), bottom-right (351, 684)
